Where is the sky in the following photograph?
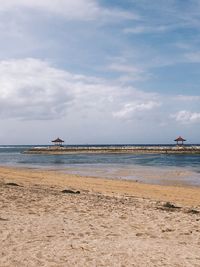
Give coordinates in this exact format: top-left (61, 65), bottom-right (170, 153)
top-left (0, 0), bottom-right (200, 144)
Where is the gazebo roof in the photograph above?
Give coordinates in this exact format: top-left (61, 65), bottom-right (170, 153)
top-left (174, 136), bottom-right (186, 142)
top-left (51, 137), bottom-right (64, 143)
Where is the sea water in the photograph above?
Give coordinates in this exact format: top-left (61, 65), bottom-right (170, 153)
top-left (0, 145), bottom-right (200, 186)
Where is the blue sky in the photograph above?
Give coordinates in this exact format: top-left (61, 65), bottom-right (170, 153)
top-left (0, 0), bottom-right (200, 144)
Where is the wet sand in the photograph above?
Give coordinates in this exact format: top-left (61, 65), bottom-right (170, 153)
top-left (0, 166), bottom-right (200, 267)
top-left (62, 164), bottom-right (200, 187)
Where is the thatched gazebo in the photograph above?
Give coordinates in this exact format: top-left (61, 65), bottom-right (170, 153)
top-left (51, 137), bottom-right (64, 146)
top-left (174, 136), bottom-right (186, 146)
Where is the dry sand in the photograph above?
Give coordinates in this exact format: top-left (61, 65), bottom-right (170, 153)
top-left (0, 166), bottom-right (200, 267)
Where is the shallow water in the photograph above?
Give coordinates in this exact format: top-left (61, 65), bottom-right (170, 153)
top-left (1, 145), bottom-right (200, 186)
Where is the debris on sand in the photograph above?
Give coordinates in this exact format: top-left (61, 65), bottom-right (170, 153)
top-left (6, 182), bottom-right (21, 187)
top-left (61, 189), bottom-right (80, 194)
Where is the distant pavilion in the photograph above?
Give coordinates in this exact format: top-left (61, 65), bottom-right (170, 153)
top-left (174, 136), bottom-right (186, 146)
top-left (51, 137), bottom-right (64, 147)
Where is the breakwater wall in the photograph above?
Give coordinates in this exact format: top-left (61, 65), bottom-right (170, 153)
top-left (23, 146), bottom-right (200, 155)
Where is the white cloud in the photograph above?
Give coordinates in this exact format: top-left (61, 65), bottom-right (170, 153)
top-left (124, 25), bottom-right (169, 34)
top-left (108, 63), bottom-right (146, 82)
top-left (0, 0), bottom-right (137, 21)
top-left (113, 101), bottom-right (161, 120)
top-left (109, 63), bottom-right (143, 73)
top-left (174, 42), bottom-right (193, 51)
top-left (0, 58), bottom-right (75, 120)
top-left (0, 58), bottom-right (159, 121)
top-left (175, 95), bottom-right (200, 101)
top-left (171, 110), bottom-right (200, 124)
top-left (0, 0), bottom-right (98, 20)
top-left (184, 52), bottom-right (200, 63)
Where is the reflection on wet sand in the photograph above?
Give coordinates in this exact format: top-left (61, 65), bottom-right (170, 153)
top-left (62, 165), bottom-right (200, 187)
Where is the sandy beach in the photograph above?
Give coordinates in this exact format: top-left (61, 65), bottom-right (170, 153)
top-left (0, 166), bottom-right (200, 267)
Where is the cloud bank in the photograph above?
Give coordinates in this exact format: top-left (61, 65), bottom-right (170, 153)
top-left (0, 58), bottom-right (158, 121)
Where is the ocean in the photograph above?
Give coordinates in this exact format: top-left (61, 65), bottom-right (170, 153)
top-left (1, 145), bottom-right (200, 186)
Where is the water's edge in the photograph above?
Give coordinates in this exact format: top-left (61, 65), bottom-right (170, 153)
top-left (1, 145), bottom-right (200, 187)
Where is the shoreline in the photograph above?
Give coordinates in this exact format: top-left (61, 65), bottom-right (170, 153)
top-left (0, 166), bottom-right (200, 206)
top-left (2, 163), bottom-right (200, 188)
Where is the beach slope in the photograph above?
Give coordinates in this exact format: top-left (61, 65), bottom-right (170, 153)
top-left (0, 167), bottom-right (200, 267)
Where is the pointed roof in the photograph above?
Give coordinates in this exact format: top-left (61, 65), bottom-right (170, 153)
top-left (51, 137), bottom-right (64, 143)
top-left (174, 136), bottom-right (186, 142)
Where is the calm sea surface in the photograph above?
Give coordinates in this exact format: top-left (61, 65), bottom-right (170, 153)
top-left (1, 145), bottom-right (200, 186)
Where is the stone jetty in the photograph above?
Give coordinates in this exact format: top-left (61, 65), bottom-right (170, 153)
top-left (23, 145), bottom-right (200, 154)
